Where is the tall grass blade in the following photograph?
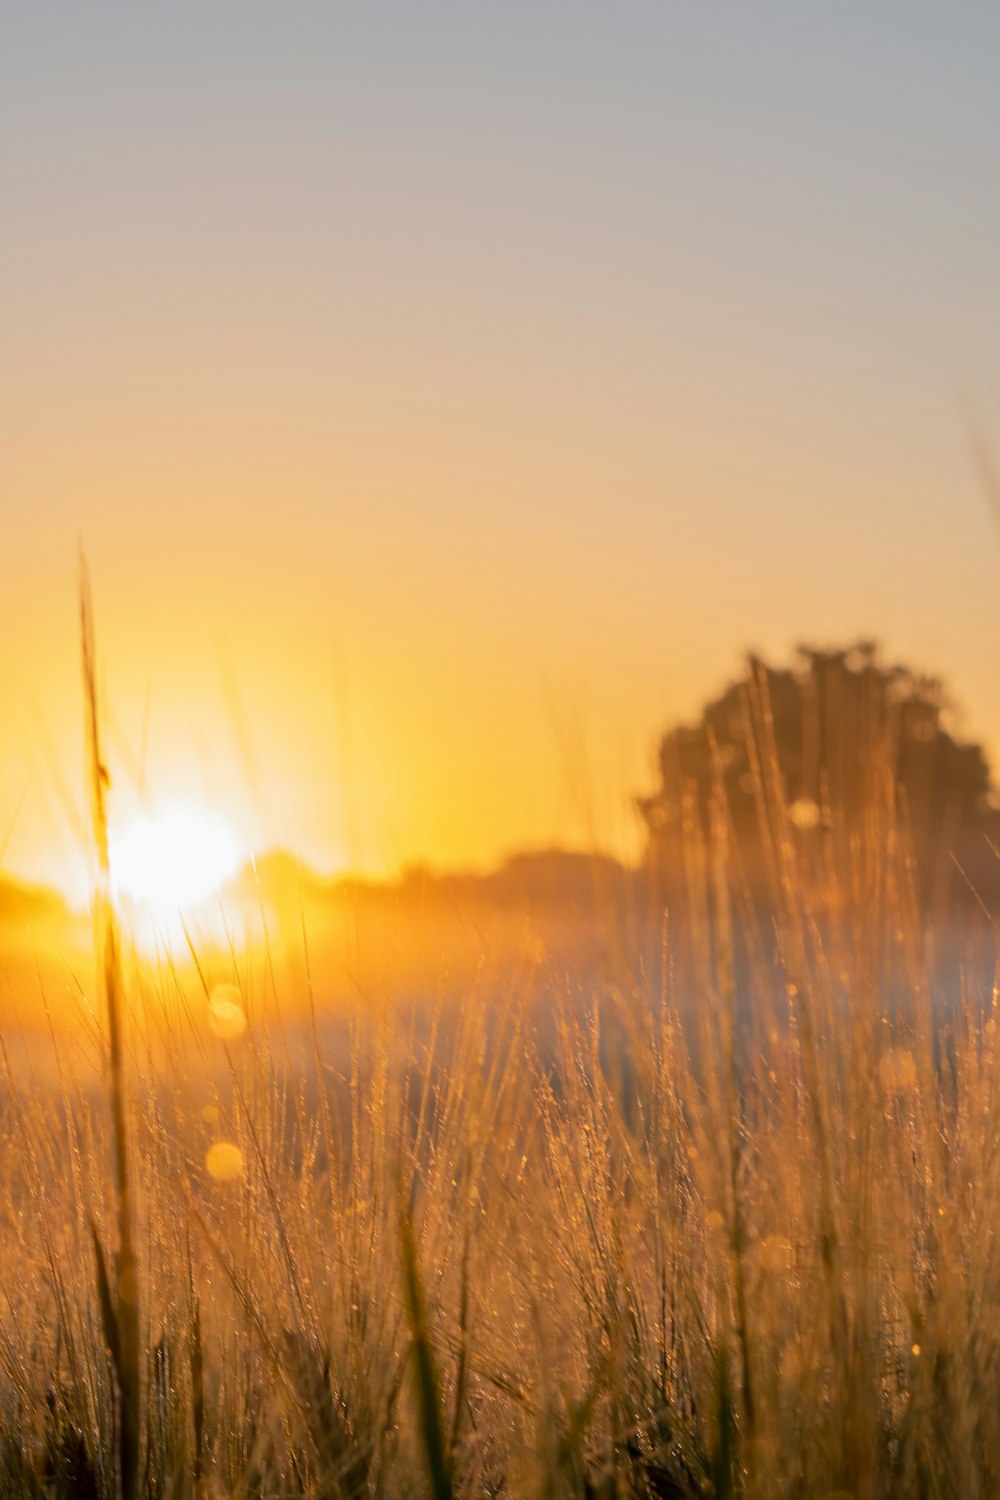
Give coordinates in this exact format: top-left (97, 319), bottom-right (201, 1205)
top-left (399, 1202), bottom-right (453, 1500)
top-left (189, 1297), bottom-right (204, 1498)
top-left (80, 554), bottom-right (141, 1500)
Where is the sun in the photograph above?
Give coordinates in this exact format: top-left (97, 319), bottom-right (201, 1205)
top-left (109, 806), bottom-right (241, 913)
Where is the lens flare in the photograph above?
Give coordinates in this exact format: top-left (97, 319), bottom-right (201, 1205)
top-left (207, 983), bottom-right (247, 1040)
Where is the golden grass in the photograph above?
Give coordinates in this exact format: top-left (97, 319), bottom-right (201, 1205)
top-left (0, 604), bottom-right (998, 1496)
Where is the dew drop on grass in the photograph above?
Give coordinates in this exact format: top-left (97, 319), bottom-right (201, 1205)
top-left (208, 983), bottom-right (247, 1040)
top-left (789, 797), bottom-right (820, 831)
top-left (206, 1141), bottom-right (244, 1182)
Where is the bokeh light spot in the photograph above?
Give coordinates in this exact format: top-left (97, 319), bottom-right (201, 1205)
top-left (206, 1141), bottom-right (244, 1182)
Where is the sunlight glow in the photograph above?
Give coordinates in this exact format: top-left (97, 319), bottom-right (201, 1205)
top-left (110, 807), bottom-right (240, 913)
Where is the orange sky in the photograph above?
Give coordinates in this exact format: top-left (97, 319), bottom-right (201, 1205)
top-left (2, 7), bottom-right (1000, 905)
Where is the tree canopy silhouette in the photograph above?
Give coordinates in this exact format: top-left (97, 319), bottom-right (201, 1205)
top-left (638, 643), bottom-right (998, 910)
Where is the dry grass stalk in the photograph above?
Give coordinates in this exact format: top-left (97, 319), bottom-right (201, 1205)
top-left (79, 555), bottom-right (141, 1500)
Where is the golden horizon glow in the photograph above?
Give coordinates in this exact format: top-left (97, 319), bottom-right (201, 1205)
top-left (2, 9), bottom-right (999, 898)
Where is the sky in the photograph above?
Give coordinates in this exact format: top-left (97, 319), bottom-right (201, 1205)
top-left (2, 4), bottom-right (1000, 903)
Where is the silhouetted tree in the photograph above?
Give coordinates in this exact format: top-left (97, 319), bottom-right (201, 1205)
top-left (638, 643), bottom-right (998, 913)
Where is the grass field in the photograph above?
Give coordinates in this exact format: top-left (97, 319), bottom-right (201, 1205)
top-left (1, 607), bottom-right (998, 1500)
